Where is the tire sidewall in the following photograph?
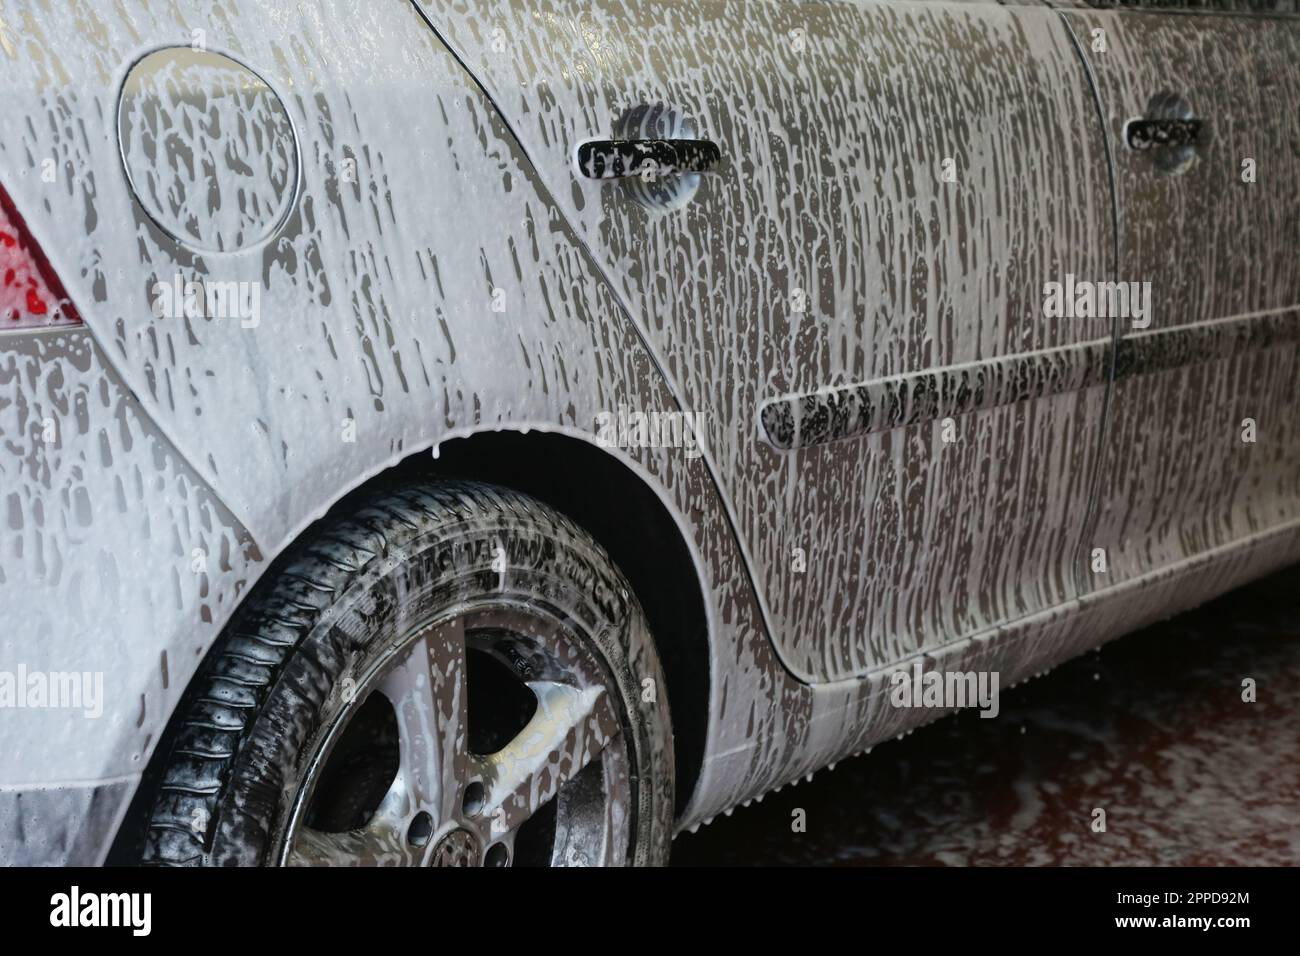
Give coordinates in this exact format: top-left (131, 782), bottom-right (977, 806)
top-left (189, 486), bottom-right (673, 866)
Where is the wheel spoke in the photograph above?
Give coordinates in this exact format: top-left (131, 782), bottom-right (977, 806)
top-left (378, 616), bottom-right (469, 825)
top-left (284, 607), bottom-right (633, 868)
top-left (473, 680), bottom-right (621, 837)
top-left (286, 811), bottom-right (411, 867)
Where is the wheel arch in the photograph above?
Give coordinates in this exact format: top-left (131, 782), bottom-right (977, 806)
top-left (418, 430), bottom-right (711, 821)
top-left (109, 427), bottom-right (712, 862)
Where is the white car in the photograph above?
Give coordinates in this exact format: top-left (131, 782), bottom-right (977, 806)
top-left (1, 0), bottom-right (1296, 866)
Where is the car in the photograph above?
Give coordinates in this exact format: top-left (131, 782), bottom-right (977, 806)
top-left (1, 0), bottom-right (1296, 867)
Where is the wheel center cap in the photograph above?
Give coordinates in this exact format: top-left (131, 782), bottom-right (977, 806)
top-left (429, 828), bottom-right (480, 867)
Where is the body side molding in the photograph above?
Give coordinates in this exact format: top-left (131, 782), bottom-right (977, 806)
top-left (760, 309), bottom-right (1299, 451)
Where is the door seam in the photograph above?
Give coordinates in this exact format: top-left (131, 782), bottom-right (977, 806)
top-left (1057, 7), bottom-right (1127, 598)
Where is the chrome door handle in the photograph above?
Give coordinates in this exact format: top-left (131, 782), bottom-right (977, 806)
top-left (1125, 118), bottom-right (1203, 151)
top-left (576, 138), bottom-right (722, 180)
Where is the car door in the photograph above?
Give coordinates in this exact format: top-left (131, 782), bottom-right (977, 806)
top-left (415, 0), bottom-right (1116, 681)
top-left (1059, 1), bottom-right (1300, 593)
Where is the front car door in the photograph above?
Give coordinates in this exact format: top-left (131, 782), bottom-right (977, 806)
top-left (1059, 0), bottom-right (1300, 602)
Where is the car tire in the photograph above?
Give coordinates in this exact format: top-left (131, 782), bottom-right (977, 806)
top-left (136, 480), bottom-right (674, 866)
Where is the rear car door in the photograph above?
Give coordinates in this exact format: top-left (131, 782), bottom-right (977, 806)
top-left (416, 0), bottom-right (1117, 681)
top-left (1060, 1), bottom-right (1300, 592)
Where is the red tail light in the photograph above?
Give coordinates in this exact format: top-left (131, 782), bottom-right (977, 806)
top-left (0, 183), bottom-right (82, 329)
